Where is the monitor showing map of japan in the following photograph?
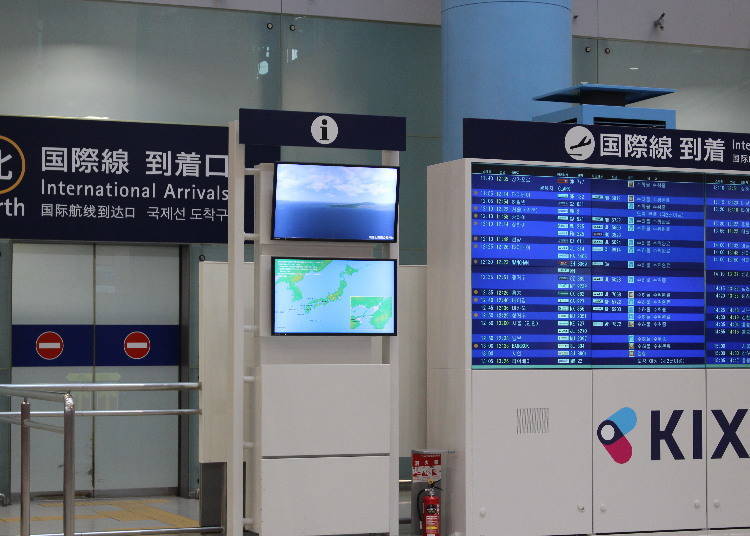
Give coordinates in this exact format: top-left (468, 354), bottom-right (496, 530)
top-left (272, 258), bottom-right (397, 335)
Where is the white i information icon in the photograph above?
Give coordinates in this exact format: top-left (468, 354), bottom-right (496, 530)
top-left (311, 115), bottom-right (338, 145)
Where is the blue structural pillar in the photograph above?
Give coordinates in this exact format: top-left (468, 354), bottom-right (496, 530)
top-left (442, 0), bottom-right (572, 160)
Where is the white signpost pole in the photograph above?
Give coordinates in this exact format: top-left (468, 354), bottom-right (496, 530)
top-left (382, 149), bottom-right (401, 536)
top-left (227, 120), bottom-right (260, 536)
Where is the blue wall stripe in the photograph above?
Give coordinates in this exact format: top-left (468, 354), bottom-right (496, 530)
top-left (12, 325), bottom-right (93, 367)
top-left (12, 325), bottom-right (180, 367)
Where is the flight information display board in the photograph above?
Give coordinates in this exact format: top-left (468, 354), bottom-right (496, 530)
top-left (471, 162), bottom-right (750, 369)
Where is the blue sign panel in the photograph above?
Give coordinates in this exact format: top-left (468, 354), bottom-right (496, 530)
top-left (12, 325), bottom-right (93, 367)
top-left (0, 115), bottom-right (260, 243)
top-left (95, 325), bottom-right (180, 366)
top-left (239, 109), bottom-right (406, 151)
top-left (464, 119), bottom-right (750, 172)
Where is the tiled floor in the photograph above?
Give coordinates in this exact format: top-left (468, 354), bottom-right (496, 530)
top-left (0, 496), bottom-right (415, 535)
top-left (0, 497), bottom-right (201, 536)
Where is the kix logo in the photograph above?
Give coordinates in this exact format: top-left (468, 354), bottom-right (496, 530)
top-left (597, 407), bottom-right (750, 463)
top-left (597, 407), bottom-right (638, 464)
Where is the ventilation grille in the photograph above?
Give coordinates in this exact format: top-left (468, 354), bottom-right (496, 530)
top-left (516, 408), bottom-right (550, 434)
top-left (593, 116), bottom-right (667, 129)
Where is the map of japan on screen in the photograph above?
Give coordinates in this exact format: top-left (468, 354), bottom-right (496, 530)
top-left (273, 163), bottom-right (399, 242)
top-left (273, 258), bottom-right (396, 335)
top-left (471, 162), bottom-right (750, 369)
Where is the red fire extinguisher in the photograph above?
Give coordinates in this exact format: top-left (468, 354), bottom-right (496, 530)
top-left (419, 481), bottom-right (441, 536)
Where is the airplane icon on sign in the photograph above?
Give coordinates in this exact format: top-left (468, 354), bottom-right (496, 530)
top-left (568, 136), bottom-right (592, 152)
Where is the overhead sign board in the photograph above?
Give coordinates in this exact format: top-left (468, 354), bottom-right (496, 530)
top-left (239, 109), bottom-right (407, 151)
top-left (0, 115), bottom-right (250, 243)
top-left (464, 118), bottom-right (750, 172)
top-left (0, 111), bottom-right (404, 243)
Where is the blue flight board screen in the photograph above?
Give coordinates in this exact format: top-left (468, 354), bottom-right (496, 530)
top-left (273, 163), bottom-right (399, 242)
top-left (273, 258), bottom-right (396, 335)
top-left (471, 163), bottom-right (750, 369)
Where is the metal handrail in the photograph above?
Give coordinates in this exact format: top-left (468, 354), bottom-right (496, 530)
top-left (0, 415), bottom-right (64, 434)
top-left (0, 409), bottom-right (200, 418)
top-left (0, 382), bottom-right (206, 536)
top-left (0, 386), bottom-right (69, 403)
top-left (1, 383), bottom-right (200, 392)
top-left (0, 387), bottom-right (75, 536)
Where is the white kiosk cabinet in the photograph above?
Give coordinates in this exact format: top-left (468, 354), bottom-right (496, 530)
top-left (200, 116), bottom-right (402, 536)
top-left (427, 159), bottom-right (592, 536)
top-left (427, 158), bottom-right (750, 536)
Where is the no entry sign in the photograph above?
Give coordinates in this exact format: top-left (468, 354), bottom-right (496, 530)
top-left (123, 331), bottom-right (151, 360)
top-left (35, 331), bottom-right (64, 360)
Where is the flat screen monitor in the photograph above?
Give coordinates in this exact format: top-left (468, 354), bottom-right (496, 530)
top-left (272, 257), bottom-right (397, 335)
top-left (272, 162), bottom-right (399, 242)
top-left (470, 162), bottom-right (750, 370)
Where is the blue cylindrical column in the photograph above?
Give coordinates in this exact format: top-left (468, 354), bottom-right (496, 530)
top-left (442, 0), bottom-right (572, 160)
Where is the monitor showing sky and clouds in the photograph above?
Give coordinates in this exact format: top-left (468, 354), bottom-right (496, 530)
top-left (273, 163), bottom-right (398, 241)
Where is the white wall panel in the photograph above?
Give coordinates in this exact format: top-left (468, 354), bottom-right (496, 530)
top-left (472, 370), bottom-right (593, 536)
top-left (260, 456), bottom-right (390, 536)
top-left (597, 0), bottom-right (750, 50)
top-left (707, 369), bottom-right (750, 530)
top-left (593, 369), bottom-right (707, 534)
top-left (111, 0), bottom-right (281, 13)
top-left (283, 0), bottom-right (440, 25)
top-left (106, 0), bottom-right (750, 50)
top-left (110, 0), bottom-right (750, 50)
top-left (198, 261), bottom-right (253, 464)
top-left (399, 266), bottom-right (427, 455)
top-left (572, 0), bottom-right (598, 38)
top-left (110, 0), bottom-right (439, 24)
top-left (260, 364), bottom-right (390, 456)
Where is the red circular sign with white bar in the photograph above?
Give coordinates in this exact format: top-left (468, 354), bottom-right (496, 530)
top-left (36, 331), bottom-right (64, 360)
top-left (123, 331), bottom-right (151, 360)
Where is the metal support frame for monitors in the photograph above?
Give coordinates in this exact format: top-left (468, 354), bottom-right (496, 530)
top-left (226, 113), bottom-right (403, 536)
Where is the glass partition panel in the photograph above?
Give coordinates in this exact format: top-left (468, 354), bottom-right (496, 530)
top-left (597, 39), bottom-right (750, 133)
top-left (11, 243), bottom-right (95, 494)
top-left (279, 14), bottom-right (440, 138)
top-left (0, 0), bottom-right (281, 124)
top-left (573, 37), bottom-right (599, 85)
top-left (279, 14), bottom-right (441, 264)
top-left (93, 245), bottom-right (180, 492)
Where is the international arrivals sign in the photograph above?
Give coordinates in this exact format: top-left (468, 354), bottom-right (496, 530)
top-left (0, 111), bottom-right (404, 243)
top-left (0, 115), bottom-right (244, 243)
top-left (464, 118), bottom-right (750, 172)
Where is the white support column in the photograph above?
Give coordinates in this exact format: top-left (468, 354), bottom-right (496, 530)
top-left (227, 120), bottom-right (246, 536)
top-left (382, 149), bottom-right (400, 536)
